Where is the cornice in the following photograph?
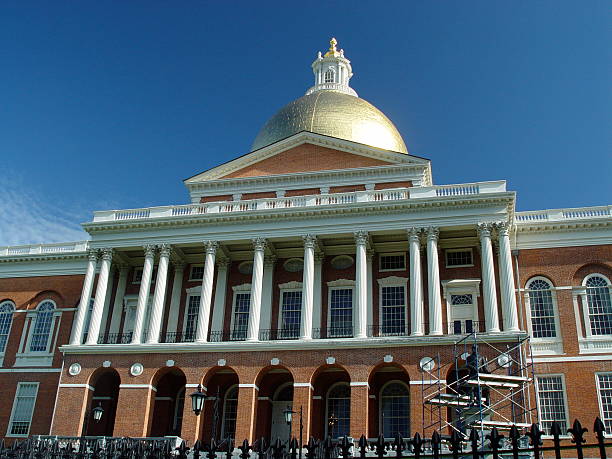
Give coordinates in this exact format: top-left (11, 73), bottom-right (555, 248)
top-left (83, 192), bottom-right (516, 235)
top-left (515, 220), bottom-right (612, 233)
top-left (60, 331), bottom-right (527, 355)
top-left (0, 252), bottom-right (89, 264)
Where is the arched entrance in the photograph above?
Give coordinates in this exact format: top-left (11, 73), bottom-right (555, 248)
top-left (149, 367), bottom-right (187, 437)
top-left (255, 367), bottom-right (294, 441)
top-left (201, 367), bottom-right (239, 441)
top-left (311, 365), bottom-right (351, 439)
top-left (368, 364), bottom-right (410, 438)
top-left (86, 368), bottom-right (120, 436)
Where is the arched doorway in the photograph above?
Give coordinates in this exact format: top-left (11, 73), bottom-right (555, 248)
top-left (368, 364), bottom-right (410, 438)
top-left (150, 367), bottom-right (187, 437)
top-left (201, 367), bottom-right (239, 441)
top-left (311, 365), bottom-right (351, 439)
top-left (86, 368), bottom-right (120, 436)
top-left (255, 366), bottom-right (295, 441)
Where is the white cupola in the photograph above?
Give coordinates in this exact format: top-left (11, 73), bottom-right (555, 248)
top-left (305, 38), bottom-right (358, 97)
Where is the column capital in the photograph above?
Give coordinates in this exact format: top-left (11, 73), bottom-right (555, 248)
top-left (264, 255), bottom-right (277, 267)
top-left (172, 261), bottom-right (187, 271)
top-left (314, 252), bottom-right (325, 263)
top-left (216, 258), bottom-right (231, 269)
top-left (118, 263), bottom-right (130, 273)
top-left (100, 248), bottom-right (114, 261)
top-left (87, 249), bottom-right (99, 262)
top-left (407, 227), bottom-right (422, 242)
top-left (366, 248), bottom-right (375, 261)
top-left (495, 221), bottom-right (511, 237)
top-left (204, 240), bottom-right (219, 254)
top-left (426, 226), bottom-right (440, 241)
top-left (477, 223), bottom-right (493, 238)
top-left (302, 234), bottom-right (317, 249)
top-left (354, 230), bottom-right (368, 246)
top-left (252, 237), bottom-right (267, 251)
top-left (158, 244), bottom-right (172, 257)
top-left (143, 244), bottom-right (156, 258)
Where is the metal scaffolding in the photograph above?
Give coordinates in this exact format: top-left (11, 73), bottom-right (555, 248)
top-left (421, 332), bottom-right (537, 440)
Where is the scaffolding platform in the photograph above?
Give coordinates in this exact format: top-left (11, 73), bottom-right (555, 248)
top-left (425, 393), bottom-right (487, 407)
top-left (469, 420), bottom-right (532, 430)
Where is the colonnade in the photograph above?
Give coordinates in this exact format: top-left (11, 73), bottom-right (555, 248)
top-left (69, 223), bottom-right (519, 346)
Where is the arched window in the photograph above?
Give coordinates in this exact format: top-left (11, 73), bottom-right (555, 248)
top-left (585, 275), bottom-right (612, 336)
top-left (380, 382), bottom-right (410, 437)
top-left (0, 301), bottom-right (15, 353)
top-left (327, 383), bottom-right (350, 438)
top-left (324, 68), bottom-right (335, 83)
top-left (221, 386), bottom-right (238, 439)
top-left (29, 301), bottom-right (55, 352)
top-left (526, 278), bottom-right (557, 338)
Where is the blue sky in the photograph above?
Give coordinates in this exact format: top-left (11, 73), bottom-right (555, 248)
top-left (1, 1), bottom-right (610, 246)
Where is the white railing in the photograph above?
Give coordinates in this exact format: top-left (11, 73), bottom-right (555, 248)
top-left (91, 181), bottom-right (508, 223)
top-left (516, 205), bottom-right (612, 223)
top-left (0, 241), bottom-right (89, 257)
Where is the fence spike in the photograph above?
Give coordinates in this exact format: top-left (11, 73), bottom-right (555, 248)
top-left (412, 432), bottom-right (423, 459)
top-left (550, 422), bottom-right (562, 459)
top-left (289, 438), bottom-right (299, 459)
top-left (323, 436), bottom-right (334, 459)
top-left (304, 437), bottom-right (318, 459)
top-left (225, 437), bottom-right (234, 459)
top-left (431, 431), bottom-right (441, 459)
top-left (339, 436), bottom-right (351, 459)
top-left (373, 433), bottom-right (387, 458)
top-left (392, 432), bottom-right (405, 458)
top-left (271, 437), bottom-right (286, 459)
top-left (594, 417), bottom-right (607, 459)
top-left (486, 427), bottom-right (504, 459)
top-left (239, 439), bottom-right (252, 459)
top-left (175, 440), bottom-right (189, 459)
top-left (568, 419), bottom-right (588, 459)
top-left (449, 429), bottom-right (462, 459)
top-left (357, 435), bottom-right (368, 459)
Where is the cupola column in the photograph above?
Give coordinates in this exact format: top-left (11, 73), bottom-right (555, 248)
top-left (497, 222), bottom-right (520, 331)
top-left (70, 250), bottom-right (98, 345)
top-left (132, 245), bottom-right (156, 344)
top-left (195, 241), bottom-right (218, 342)
top-left (478, 224), bottom-right (500, 333)
top-left (354, 231), bottom-right (368, 339)
top-left (247, 238), bottom-right (267, 341)
top-left (301, 235), bottom-right (316, 340)
top-left (86, 248), bottom-right (113, 345)
top-left (426, 227), bottom-right (443, 335)
top-left (147, 244), bottom-right (171, 344)
top-left (408, 228), bottom-right (424, 336)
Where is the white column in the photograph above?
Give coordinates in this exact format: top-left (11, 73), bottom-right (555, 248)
top-left (132, 245), bottom-right (156, 344)
top-left (426, 227), bottom-right (443, 335)
top-left (354, 231), bottom-right (368, 339)
top-left (165, 263), bottom-right (186, 337)
top-left (497, 222), bottom-right (520, 332)
top-left (195, 241), bottom-right (218, 343)
top-left (211, 259), bottom-right (230, 337)
top-left (301, 235), bottom-right (316, 340)
top-left (85, 248), bottom-right (113, 345)
top-left (108, 265), bottom-right (129, 335)
top-left (478, 224), bottom-right (500, 333)
top-left (260, 256), bottom-right (276, 332)
top-left (366, 250), bottom-right (374, 337)
top-left (247, 238), bottom-right (266, 341)
top-left (70, 250), bottom-right (98, 345)
top-left (147, 244), bottom-right (171, 344)
top-left (312, 253), bottom-right (324, 337)
top-left (408, 228), bottom-right (424, 336)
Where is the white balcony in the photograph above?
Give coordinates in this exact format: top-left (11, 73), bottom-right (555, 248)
top-left (516, 205), bottom-right (611, 224)
top-left (0, 241), bottom-right (89, 257)
top-left (91, 181), bottom-right (508, 223)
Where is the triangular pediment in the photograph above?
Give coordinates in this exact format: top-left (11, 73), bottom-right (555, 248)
top-left (185, 131), bottom-right (428, 184)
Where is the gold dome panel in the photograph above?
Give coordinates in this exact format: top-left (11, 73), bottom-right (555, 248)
top-left (251, 91), bottom-right (408, 154)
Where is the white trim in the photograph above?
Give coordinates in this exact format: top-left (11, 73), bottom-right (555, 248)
top-left (278, 281), bottom-right (303, 290)
top-left (378, 281), bottom-right (408, 337)
top-left (6, 382), bottom-right (39, 438)
top-left (238, 383), bottom-right (259, 390)
top-left (119, 384), bottom-right (157, 391)
top-left (410, 380), bottom-right (446, 385)
top-left (535, 373), bottom-right (570, 432)
top-left (349, 381), bottom-right (369, 387)
top-left (523, 276), bottom-right (563, 356)
top-left (445, 248), bottom-right (474, 268)
top-left (59, 383), bottom-right (95, 390)
top-left (278, 286), bottom-right (303, 333)
top-left (595, 372), bottom-right (612, 431)
top-left (230, 289), bottom-right (251, 339)
top-left (377, 276), bottom-right (409, 286)
top-left (327, 285), bottom-right (355, 335)
top-left (293, 382), bottom-right (314, 390)
top-left (188, 264), bottom-right (205, 281)
top-left (185, 383), bottom-right (206, 390)
top-left (0, 300), bottom-right (16, 355)
top-left (232, 283), bottom-right (252, 292)
top-left (581, 274), bottom-right (612, 340)
top-left (182, 291), bottom-right (201, 337)
top-left (532, 354), bottom-right (612, 363)
top-left (326, 279), bottom-right (355, 287)
top-left (441, 279), bottom-right (481, 334)
top-left (378, 253), bottom-right (406, 272)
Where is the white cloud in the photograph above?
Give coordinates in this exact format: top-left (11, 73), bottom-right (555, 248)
top-left (0, 180), bottom-right (89, 247)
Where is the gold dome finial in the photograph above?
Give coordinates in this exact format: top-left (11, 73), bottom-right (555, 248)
top-left (324, 37), bottom-right (340, 57)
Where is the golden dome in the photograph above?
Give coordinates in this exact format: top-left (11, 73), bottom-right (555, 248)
top-left (251, 90), bottom-right (408, 154)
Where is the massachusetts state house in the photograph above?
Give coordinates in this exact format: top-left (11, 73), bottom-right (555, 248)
top-left (0, 39), bottom-right (611, 445)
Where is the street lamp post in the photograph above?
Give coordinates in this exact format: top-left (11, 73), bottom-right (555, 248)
top-left (190, 384), bottom-right (206, 416)
top-left (283, 405), bottom-right (304, 459)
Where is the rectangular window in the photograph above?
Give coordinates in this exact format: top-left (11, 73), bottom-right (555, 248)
top-left (379, 254), bottom-right (406, 271)
top-left (597, 373), bottom-right (612, 433)
top-left (446, 249), bottom-right (473, 267)
top-left (329, 288), bottom-right (353, 337)
top-left (133, 268), bottom-right (143, 284)
top-left (536, 375), bottom-right (568, 434)
top-left (29, 310), bottom-right (54, 352)
top-left (184, 295), bottom-right (200, 341)
top-left (232, 293), bottom-right (251, 340)
top-left (189, 266), bottom-right (204, 281)
top-left (8, 383), bottom-right (38, 437)
top-left (381, 286), bottom-right (406, 335)
top-left (280, 291), bottom-right (302, 339)
top-left (0, 309), bottom-right (14, 353)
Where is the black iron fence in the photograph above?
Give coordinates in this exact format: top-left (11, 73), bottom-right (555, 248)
top-left (3, 418), bottom-right (612, 459)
